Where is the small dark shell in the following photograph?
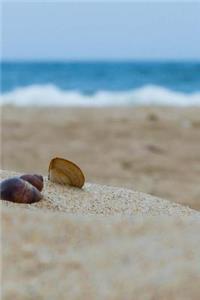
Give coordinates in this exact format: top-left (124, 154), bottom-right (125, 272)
top-left (20, 174), bottom-right (44, 191)
top-left (0, 177), bottom-right (42, 204)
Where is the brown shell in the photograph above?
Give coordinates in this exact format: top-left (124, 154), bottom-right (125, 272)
top-left (0, 177), bottom-right (42, 204)
top-left (48, 157), bottom-right (85, 188)
top-left (20, 174), bottom-right (44, 191)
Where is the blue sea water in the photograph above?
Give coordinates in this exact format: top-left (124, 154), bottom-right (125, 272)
top-left (1, 61), bottom-right (200, 106)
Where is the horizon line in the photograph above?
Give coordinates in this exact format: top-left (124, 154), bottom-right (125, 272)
top-left (1, 58), bottom-right (200, 63)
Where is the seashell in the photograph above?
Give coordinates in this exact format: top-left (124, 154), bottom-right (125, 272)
top-left (20, 174), bottom-right (44, 191)
top-left (0, 177), bottom-right (42, 204)
top-left (48, 157), bottom-right (85, 188)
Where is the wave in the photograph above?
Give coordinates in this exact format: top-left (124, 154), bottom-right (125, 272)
top-left (1, 84), bottom-right (200, 106)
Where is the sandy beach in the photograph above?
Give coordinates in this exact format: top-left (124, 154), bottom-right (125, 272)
top-left (1, 169), bottom-right (200, 300)
top-left (1, 106), bottom-right (200, 209)
top-left (1, 106), bottom-right (200, 299)
top-left (2, 2), bottom-right (200, 299)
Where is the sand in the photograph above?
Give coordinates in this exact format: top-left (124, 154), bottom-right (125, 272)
top-left (1, 105), bottom-right (200, 299)
top-left (1, 170), bottom-right (200, 299)
top-left (1, 170), bottom-right (198, 217)
top-left (1, 106), bottom-right (200, 210)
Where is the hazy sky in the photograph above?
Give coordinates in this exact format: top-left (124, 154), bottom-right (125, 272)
top-left (2, 1), bottom-right (200, 61)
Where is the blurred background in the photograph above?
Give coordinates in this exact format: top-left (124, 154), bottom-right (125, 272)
top-left (1, 2), bottom-right (200, 209)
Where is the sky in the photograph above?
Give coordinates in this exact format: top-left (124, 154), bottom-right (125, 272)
top-left (1, 1), bottom-right (200, 61)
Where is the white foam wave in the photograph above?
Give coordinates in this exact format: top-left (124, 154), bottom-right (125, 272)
top-left (1, 84), bottom-right (200, 106)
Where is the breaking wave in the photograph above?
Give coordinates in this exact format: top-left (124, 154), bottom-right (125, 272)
top-left (1, 84), bottom-right (200, 106)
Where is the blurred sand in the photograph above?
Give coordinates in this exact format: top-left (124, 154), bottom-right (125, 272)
top-left (1, 106), bottom-right (200, 209)
top-left (1, 170), bottom-right (200, 300)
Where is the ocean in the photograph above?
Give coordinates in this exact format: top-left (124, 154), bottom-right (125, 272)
top-left (1, 61), bottom-right (200, 106)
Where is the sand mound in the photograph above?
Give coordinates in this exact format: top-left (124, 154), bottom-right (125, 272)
top-left (0, 170), bottom-right (198, 216)
top-left (1, 170), bottom-right (200, 299)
